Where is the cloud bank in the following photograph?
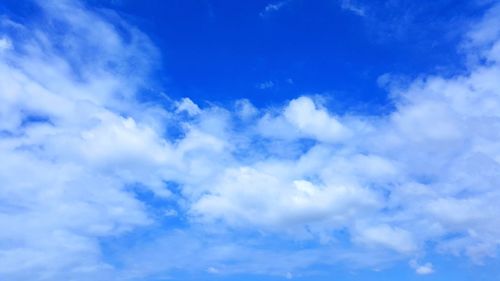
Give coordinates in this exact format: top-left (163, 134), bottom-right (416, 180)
top-left (1, 0), bottom-right (500, 280)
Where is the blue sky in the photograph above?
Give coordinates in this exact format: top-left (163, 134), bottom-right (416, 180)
top-left (1, 0), bottom-right (500, 280)
top-left (93, 0), bottom-right (477, 109)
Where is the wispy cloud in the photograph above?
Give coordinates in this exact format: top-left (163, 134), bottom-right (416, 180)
top-left (260, 1), bottom-right (289, 17)
top-left (340, 0), bottom-right (366, 16)
top-left (256, 80), bottom-right (275, 89)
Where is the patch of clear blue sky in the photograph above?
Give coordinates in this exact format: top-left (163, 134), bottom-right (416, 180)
top-left (88, 0), bottom-right (484, 113)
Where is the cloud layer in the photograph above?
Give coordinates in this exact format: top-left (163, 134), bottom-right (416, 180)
top-left (1, 0), bottom-right (500, 280)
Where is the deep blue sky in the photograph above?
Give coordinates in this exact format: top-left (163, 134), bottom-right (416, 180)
top-left (91, 0), bottom-right (481, 110)
top-left (0, 0), bottom-right (484, 111)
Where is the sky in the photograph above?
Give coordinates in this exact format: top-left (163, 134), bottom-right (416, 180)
top-left (1, 0), bottom-right (500, 280)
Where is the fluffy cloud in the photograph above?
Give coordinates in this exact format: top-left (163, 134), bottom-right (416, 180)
top-left (2, 0), bottom-right (500, 280)
top-left (188, 0), bottom-right (500, 270)
top-left (0, 1), bottom-right (173, 279)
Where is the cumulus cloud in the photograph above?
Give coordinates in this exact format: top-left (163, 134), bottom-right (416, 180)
top-left (187, 1), bottom-right (500, 270)
top-left (2, 0), bottom-right (500, 280)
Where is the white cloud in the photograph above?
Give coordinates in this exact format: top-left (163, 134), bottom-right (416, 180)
top-left (191, 167), bottom-right (380, 230)
top-left (283, 96), bottom-right (350, 142)
top-left (410, 260), bottom-right (434, 275)
top-left (0, 1), bottom-right (173, 279)
top-left (354, 224), bottom-right (417, 254)
top-left (188, 2), bottom-right (500, 269)
top-left (2, 0), bottom-right (500, 280)
top-left (176, 97), bottom-right (201, 116)
top-left (256, 96), bottom-right (352, 143)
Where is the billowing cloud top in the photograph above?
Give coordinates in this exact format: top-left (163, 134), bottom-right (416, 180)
top-left (1, 1), bottom-right (500, 280)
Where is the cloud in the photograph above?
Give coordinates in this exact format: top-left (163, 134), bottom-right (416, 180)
top-left (192, 167), bottom-right (380, 229)
top-left (260, 1), bottom-right (289, 17)
top-left (354, 224), bottom-right (417, 254)
top-left (2, 0), bottom-right (500, 280)
top-left (176, 97), bottom-right (201, 116)
top-left (256, 96), bottom-right (352, 143)
top-left (410, 260), bottom-right (434, 275)
top-left (282, 96), bottom-right (350, 142)
top-left (187, 1), bottom-right (500, 271)
top-left (465, 3), bottom-right (500, 63)
top-left (0, 37), bottom-right (11, 51)
top-left (340, 0), bottom-right (366, 16)
top-left (257, 80), bottom-right (275, 89)
top-left (0, 0), bottom-right (172, 279)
